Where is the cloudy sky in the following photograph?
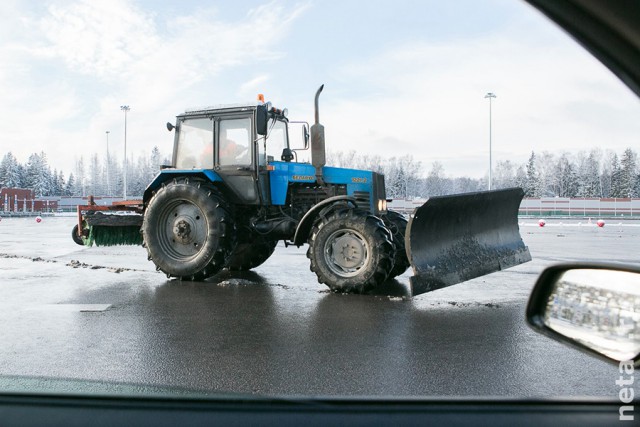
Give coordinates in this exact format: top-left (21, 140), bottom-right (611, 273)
top-left (1, 0), bottom-right (639, 178)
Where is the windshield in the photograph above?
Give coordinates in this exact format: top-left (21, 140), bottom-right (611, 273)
top-left (263, 119), bottom-right (289, 163)
top-left (1, 0), bottom-right (639, 405)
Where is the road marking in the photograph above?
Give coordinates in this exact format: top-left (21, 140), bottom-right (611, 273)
top-left (33, 304), bottom-right (112, 312)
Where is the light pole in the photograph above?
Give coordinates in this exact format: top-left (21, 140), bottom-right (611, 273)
top-left (105, 130), bottom-right (110, 197)
top-left (484, 92), bottom-right (496, 190)
top-left (120, 105), bottom-right (130, 200)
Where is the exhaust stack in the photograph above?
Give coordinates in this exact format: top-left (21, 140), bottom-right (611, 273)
top-left (310, 85), bottom-right (325, 183)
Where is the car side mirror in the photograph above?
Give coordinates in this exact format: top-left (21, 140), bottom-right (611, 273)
top-left (527, 264), bottom-right (640, 367)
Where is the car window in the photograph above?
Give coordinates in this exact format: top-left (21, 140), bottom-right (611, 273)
top-left (0, 0), bottom-right (639, 407)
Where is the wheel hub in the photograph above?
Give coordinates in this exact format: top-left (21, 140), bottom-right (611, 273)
top-left (172, 216), bottom-right (196, 244)
top-left (330, 233), bottom-right (366, 271)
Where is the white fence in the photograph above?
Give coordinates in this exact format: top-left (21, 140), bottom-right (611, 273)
top-left (388, 197), bottom-right (640, 218)
top-left (519, 197), bottom-right (640, 217)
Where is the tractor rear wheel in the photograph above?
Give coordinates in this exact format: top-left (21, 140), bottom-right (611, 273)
top-left (226, 237), bottom-right (278, 271)
top-left (382, 210), bottom-right (410, 278)
top-left (307, 208), bottom-right (394, 293)
top-left (142, 178), bottom-right (235, 281)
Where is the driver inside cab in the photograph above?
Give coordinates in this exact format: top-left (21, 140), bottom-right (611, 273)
top-left (219, 129), bottom-right (249, 166)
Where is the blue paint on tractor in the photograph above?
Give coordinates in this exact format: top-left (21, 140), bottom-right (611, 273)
top-left (268, 161), bottom-right (375, 209)
top-left (143, 169), bottom-right (223, 203)
top-left (145, 164), bottom-right (375, 210)
top-left (268, 162), bottom-right (316, 205)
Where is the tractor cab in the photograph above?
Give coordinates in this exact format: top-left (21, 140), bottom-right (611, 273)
top-left (168, 102), bottom-right (295, 206)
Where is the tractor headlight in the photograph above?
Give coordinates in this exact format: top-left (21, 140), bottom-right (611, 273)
top-left (377, 199), bottom-right (387, 212)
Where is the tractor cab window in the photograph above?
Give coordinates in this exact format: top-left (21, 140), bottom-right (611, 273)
top-left (265, 119), bottom-right (288, 162)
top-left (175, 118), bottom-right (213, 169)
top-left (219, 118), bottom-right (251, 166)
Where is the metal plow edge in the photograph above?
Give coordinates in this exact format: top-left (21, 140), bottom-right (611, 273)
top-left (405, 187), bottom-right (531, 296)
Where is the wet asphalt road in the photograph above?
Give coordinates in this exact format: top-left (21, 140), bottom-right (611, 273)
top-left (0, 216), bottom-right (638, 397)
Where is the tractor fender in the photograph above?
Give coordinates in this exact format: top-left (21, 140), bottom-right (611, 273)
top-left (143, 170), bottom-right (223, 205)
top-left (293, 195), bottom-right (360, 246)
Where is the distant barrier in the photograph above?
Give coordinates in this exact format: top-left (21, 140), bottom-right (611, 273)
top-left (2, 194), bottom-right (639, 219)
top-left (388, 197), bottom-right (640, 218)
top-left (519, 197), bottom-right (640, 218)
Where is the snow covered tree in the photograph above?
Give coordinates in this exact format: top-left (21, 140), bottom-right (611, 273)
top-left (576, 150), bottom-right (601, 197)
top-left (451, 177), bottom-right (482, 194)
top-left (50, 169), bottom-right (60, 196)
top-left (424, 161), bottom-right (449, 196)
top-left (75, 157), bottom-right (86, 197)
top-left (65, 173), bottom-right (76, 196)
top-left (524, 152), bottom-right (540, 197)
top-left (619, 148), bottom-right (638, 198)
top-left (89, 154), bottom-right (103, 196)
top-left (540, 152), bottom-right (558, 196)
top-left (24, 152), bottom-right (52, 196)
top-left (0, 152), bottom-right (23, 188)
top-left (56, 170), bottom-right (66, 196)
top-left (609, 153), bottom-right (623, 197)
top-left (553, 153), bottom-right (579, 197)
top-left (493, 160), bottom-right (516, 190)
top-left (150, 146), bottom-right (163, 172)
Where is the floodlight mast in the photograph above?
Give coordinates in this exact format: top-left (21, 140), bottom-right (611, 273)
top-left (484, 92), bottom-right (496, 190)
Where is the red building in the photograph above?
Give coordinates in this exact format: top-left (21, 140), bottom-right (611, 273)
top-left (0, 188), bottom-right (58, 212)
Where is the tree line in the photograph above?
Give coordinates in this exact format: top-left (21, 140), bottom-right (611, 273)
top-left (327, 147), bottom-right (639, 199)
top-left (0, 146), bottom-right (638, 199)
top-left (0, 148), bottom-right (169, 198)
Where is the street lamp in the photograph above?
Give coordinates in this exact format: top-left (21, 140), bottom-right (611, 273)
top-left (484, 92), bottom-right (496, 190)
top-left (120, 105), bottom-right (130, 200)
top-left (105, 131), bottom-right (110, 197)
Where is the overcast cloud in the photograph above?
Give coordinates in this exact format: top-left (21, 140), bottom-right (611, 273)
top-left (1, 0), bottom-right (638, 178)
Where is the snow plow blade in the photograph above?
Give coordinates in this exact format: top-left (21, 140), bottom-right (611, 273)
top-left (406, 187), bottom-right (531, 296)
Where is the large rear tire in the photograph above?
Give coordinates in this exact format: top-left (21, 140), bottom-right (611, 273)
top-left (382, 210), bottom-right (410, 278)
top-left (226, 237), bottom-right (278, 271)
top-left (142, 178), bottom-right (235, 280)
top-left (307, 208), bottom-right (394, 293)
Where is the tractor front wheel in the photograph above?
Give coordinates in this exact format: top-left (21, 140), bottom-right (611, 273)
top-left (382, 210), bottom-right (410, 278)
top-left (307, 208), bottom-right (394, 293)
top-left (142, 179), bottom-right (235, 280)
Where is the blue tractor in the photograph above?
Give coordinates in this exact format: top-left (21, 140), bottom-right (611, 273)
top-left (75, 86), bottom-right (530, 295)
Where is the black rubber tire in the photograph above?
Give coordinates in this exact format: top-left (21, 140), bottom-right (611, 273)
top-left (142, 178), bottom-right (236, 281)
top-left (382, 210), bottom-right (410, 278)
top-left (307, 208), bottom-right (394, 293)
top-left (71, 224), bottom-right (84, 246)
top-left (226, 237), bottom-right (278, 271)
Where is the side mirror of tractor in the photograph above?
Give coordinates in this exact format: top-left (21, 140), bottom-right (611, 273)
top-left (303, 123), bottom-right (310, 149)
top-left (288, 121), bottom-right (310, 150)
top-left (166, 122), bottom-right (175, 132)
top-left (527, 263), bottom-right (640, 367)
top-left (256, 104), bottom-right (270, 136)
